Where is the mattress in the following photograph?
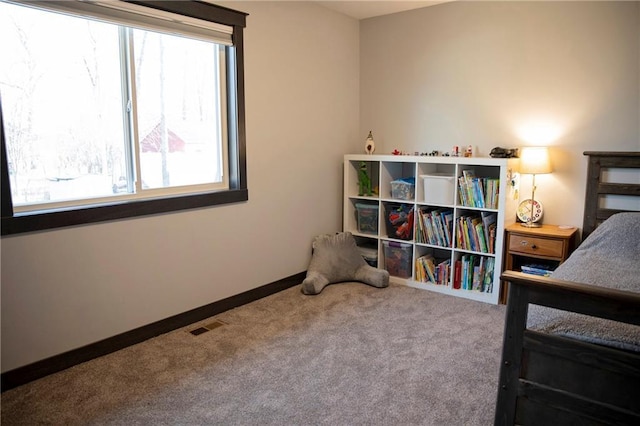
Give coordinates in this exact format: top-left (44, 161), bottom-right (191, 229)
top-left (526, 212), bottom-right (640, 352)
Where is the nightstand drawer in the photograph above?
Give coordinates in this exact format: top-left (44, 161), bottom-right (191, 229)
top-left (508, 234), bottom-right (564, 258)
top-left (501, 223), bottom-right (579, 304)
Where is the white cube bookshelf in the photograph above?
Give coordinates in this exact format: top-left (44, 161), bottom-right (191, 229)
top-left (344, 154), bottom-right (518, 304)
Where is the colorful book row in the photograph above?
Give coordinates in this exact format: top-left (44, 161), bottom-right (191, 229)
top-left (521, 264), bottom-right (553, 277)
top-left (415, 255), bottom-right (450, 285)
top-left (415, 208), bottom-right (453, 247)
top-left (453, 255), bottom-right (495, 292)
top-left (458, 169), bottom-right (500, 209)
top-left (455, 212), bottom-right (497, 254)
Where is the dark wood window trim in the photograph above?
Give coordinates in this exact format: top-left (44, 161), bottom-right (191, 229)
top-left (0, 1), bottom-right (248, 236)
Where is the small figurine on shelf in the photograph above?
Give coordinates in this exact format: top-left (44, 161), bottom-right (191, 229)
top-left (358, 161), bottom-right (373, 196)
top-left (365, 131), bottom-right (375, 155)
top-left (392, 149), bottom-right (401, 155)
top-left (464, 145), bottom-right (473, 157)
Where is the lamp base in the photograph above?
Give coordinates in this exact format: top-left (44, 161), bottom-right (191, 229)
top-left (520, 222), bottom-right (542, 228)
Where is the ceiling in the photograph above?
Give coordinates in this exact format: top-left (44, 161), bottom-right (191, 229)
top-left (315, 1), bottom-right (452, 20)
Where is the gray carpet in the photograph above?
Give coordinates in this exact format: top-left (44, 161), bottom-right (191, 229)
top-left (1, 282), bottom-right (506, 425)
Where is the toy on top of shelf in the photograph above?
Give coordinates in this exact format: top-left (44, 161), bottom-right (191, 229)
top-left (490, 147), bottom-right (519, 158)
top-left (358, 161), bottom-right (373, 196)
top-left (365, 131), bottom-right (375, 154)
top-left (391, 149), bottom-right (416, 156)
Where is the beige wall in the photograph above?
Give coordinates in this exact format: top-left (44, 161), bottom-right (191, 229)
top-left (361, 1), bottom-right (640, 227)
top-left (1, 1), bottom-right (359, 372)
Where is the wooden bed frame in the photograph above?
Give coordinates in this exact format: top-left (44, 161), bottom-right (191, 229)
top-left (495, 151), bottom-right (640, 425)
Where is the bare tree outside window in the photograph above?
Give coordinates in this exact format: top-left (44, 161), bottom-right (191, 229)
top-left (132, 29), bottom-right (222, 190)
top-left (0, 3), bottom-right (125, 205)
top-left (1, 2), bottom-right (226, 209)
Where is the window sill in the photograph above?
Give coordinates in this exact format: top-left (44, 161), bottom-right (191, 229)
top-left (1, 188), bottom-right (248, 235)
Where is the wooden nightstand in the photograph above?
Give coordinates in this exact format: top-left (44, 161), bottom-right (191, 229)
top-left (500, 223), bottom-right (579, 304)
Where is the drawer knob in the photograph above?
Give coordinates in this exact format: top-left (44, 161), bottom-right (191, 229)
top-left (531, 244), bottom-right (537, 249)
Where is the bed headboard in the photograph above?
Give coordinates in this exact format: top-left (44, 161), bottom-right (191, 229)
top-left (582, 151), bottom-right (640, 239)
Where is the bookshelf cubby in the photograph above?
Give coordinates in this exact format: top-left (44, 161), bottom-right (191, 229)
top-left (344, 154), bottom-right (518, 304)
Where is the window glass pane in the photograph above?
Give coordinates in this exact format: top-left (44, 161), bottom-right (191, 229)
top-left (0, 2), bottom-right (127, 206)
top-left (132, 29), bottom-right (224, 190)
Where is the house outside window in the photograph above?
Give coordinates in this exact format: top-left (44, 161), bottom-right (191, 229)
top-left (0, 0), bottom-right (248, 235)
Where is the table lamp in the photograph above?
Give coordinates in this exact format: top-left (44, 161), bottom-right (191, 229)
top-left (519, 146), bottom-right (552, 228)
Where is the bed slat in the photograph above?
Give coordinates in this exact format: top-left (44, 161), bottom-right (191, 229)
top-left (582, 151), bottom-right (640, 239)
top-left (523, 330), bottom-right (640, 378)
top-left (501, 271), bottom-right (640, 325)
top-left (597, 182), bottom-right (640, 196)
top-left (516, 380), bottom-right (640, 425)
top-left (522, 330), bottom-right (640, 414)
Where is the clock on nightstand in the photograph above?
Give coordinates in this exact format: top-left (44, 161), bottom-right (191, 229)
top-left (500, 223), bottom-right (579, 304)
top-left (516, 199), bottom-right (544, 224)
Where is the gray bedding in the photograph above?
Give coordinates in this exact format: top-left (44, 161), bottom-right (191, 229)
top-left (527, 212), bottom-right (640, 351)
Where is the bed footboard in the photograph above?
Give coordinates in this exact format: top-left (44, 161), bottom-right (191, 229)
top-left (495, 271), bottom-right (640, 426)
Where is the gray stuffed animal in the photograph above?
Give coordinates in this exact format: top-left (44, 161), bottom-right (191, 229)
top-left (301, 232), bottom-right (389, 295)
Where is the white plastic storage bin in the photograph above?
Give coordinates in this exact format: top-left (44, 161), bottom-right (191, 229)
top-left (420, 173), bottom-right (455, 205)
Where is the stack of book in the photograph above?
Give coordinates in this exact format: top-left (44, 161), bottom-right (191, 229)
top-left (415, 208), bottom-right (453, 247)
top-left (453, 255), bottom-right (494, 292)
top-left (415, 254), bottom-right (450, 285)
top-left (457, 170), bottom-right (500, 209)
top-left (455, 211), bottom-right (497, 254)
top-left (521, 264), bottom-right (553, 277)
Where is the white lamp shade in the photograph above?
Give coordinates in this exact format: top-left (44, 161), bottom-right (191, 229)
top-left (520, 147), bottom-right (552, 175)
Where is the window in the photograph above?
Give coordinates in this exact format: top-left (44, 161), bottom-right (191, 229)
top-left (0, 0), bottom-right (248, 235)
